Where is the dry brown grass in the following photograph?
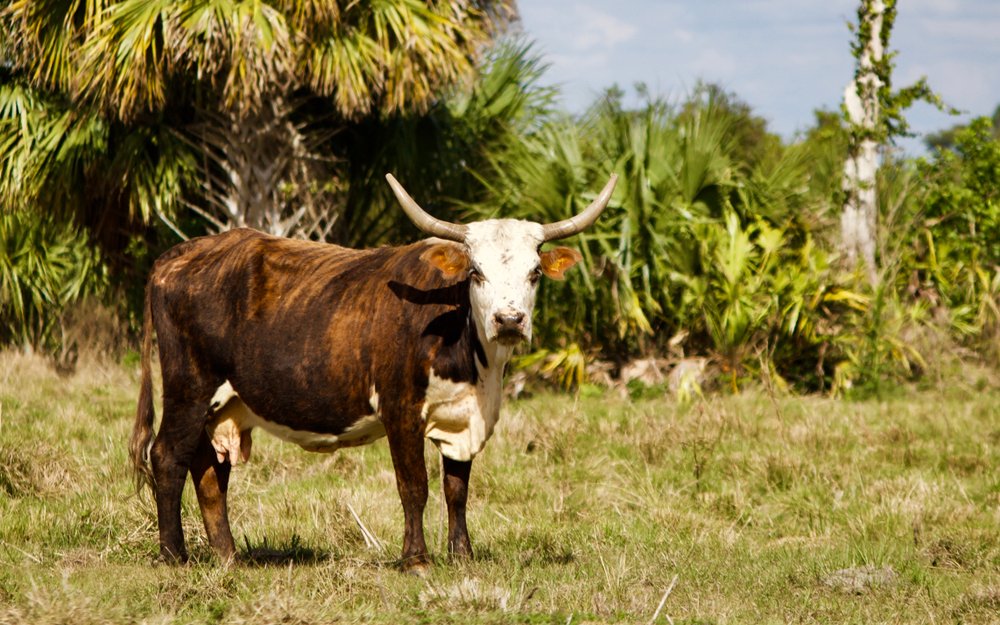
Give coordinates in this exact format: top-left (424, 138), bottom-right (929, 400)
top-left (1, 351), bottom-right (998, 624)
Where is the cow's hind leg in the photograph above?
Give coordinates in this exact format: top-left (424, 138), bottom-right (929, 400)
top-left (149, 343), bottom-right (217, 565)
top-left (383, 407), bottom-right (431, 574)
top-left (190, 432), bottom-right (236, 563)
top-left (150, 396), bottom-right (207, 563)
top-left (442, 456), bottom-right (473, 559)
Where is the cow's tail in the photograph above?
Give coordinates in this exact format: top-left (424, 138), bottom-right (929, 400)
top-left (129, 278), bottom-right (157, 497)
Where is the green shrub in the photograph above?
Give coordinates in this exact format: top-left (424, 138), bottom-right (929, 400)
top-left (475, 89), bottom-right (859, 391)
top-left (909, 116), bottom-right (1000, 357)
top-left (0, 211), bottom-right (107, 351)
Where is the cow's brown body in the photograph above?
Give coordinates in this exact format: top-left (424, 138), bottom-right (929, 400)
top-left (131, 228), bottom-right (483, 569)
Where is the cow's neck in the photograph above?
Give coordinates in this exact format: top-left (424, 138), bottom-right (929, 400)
top-left (473, 319), bottom-right (514, 418)
top-left (473, 318), bottom-right (514, 380)
top-left (421, 316), bottom-right (515, 461)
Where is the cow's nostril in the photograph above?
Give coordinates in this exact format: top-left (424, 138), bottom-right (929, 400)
top-left (494, 311), bottom-right (524, 328)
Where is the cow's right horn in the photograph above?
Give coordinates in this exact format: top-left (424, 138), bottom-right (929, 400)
top-left (541, 175), bottom-right (618, 241)
top-left (386, 174), bottom-right (468, 242)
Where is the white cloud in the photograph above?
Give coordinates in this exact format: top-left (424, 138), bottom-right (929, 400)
top-left (673, 28), bottom-right (694, 44)
top-left (568, 5), bottom-right (638, 51)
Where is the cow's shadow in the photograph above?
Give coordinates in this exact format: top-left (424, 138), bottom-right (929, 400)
top-left (237, 534), bottom-right (329, 566)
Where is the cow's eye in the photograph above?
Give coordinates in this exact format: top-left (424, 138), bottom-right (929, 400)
top-left (529, 266), bottom-right (542, 284)
top-left (469, 267), bottom-right (485, 283)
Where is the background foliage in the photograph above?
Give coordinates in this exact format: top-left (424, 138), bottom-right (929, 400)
top-left (1, 2), bottom-right (999, 395)
top-left (0, 210), bottom-right (105, 350)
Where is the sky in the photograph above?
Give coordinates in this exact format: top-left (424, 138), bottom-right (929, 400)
top-left (516, 0), bottom-right (1000, 153)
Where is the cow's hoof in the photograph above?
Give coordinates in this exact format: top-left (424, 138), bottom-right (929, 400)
top-left (400, 557), bottom-right (433, 577)
top-left (153, 551), bottom-right (188, 566)
top-left (448, 542), bottom-right (473, 561)
top-left (405, 563), bottom-right (431, 578)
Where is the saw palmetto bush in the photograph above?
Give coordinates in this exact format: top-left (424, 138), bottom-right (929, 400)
top-left (475, 90), bottom-right (862, 391)
top-left (902, 116), bottom-right (1000, 360)
top-left (0, 211), bottom-right (106, 350)
top-left (329, 38), bottom-right (557, 246)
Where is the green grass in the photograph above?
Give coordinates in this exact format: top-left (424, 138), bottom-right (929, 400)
top-left (1, 351), bottom-right (998, 624)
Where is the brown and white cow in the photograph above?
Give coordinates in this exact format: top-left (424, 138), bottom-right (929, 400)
top-left (129, 174), bottom-right (617, 572)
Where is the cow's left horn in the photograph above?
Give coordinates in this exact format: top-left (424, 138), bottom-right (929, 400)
top-left (386, 174), bottom-right (468, 242)
top-left (541, 175), bottom-right (618, 241)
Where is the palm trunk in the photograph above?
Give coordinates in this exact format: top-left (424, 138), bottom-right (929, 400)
top-left (187, 97), bottom-right (339, 240)
top-left (842, 0), bottom-right (885, 285)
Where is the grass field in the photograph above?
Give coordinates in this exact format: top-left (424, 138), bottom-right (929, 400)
top-left (1, 350), bottom-right (998, 624)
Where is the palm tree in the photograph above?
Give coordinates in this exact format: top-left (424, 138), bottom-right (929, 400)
top-left (1, 0), bottom-right (516, 246)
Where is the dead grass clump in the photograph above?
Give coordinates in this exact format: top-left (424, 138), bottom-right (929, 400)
top-left (0, 447), bottom-right (34, 498)
top-left (52, 299), bottom-right (130, 375)
top-left (0, 578), bottom-right (132, 625)
top-left (418, 577), bottom-right (512, 612)
top-left (821, 565), bottom-right (897, 593)
top-left (0, 351), bottom-right (53, 390)
top-left (151, 565), bottom-right (242, 615)
top-left (941, 452), bottom-right (990, 476)
top-left (870, 475), bottom-right (942, 518)
top-left (952, 584), bottom-right (1000, 623)
top-left (227, 601), bottom-right (316, 625)
top-left (925, 537), bottom-right (972, 569)
top-left (0, 444), bottom-right (75, 497)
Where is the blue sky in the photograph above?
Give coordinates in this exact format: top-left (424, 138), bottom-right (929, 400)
top-left (517, 1), bottom-right (1000, 152)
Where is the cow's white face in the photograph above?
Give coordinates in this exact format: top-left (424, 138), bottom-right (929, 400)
top-left (465, 220), bottom-right (545, 345)
top-left (421, 219), bottom-right (582, 346)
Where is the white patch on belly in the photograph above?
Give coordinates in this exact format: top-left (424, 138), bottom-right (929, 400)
top-left (205, 381), bottom-right (385, 461)
top-left (206, 386), bottom-right (255, 464)
top-left (422, 368), bottom-right (501, 462)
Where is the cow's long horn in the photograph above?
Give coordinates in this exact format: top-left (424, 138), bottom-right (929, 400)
top-left (542, 175), bottom-right (618, 241)
top-left (385, 174), bottom-right (468, 242)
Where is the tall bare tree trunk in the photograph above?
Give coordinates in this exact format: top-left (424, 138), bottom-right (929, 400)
top-left (842, 0), bottom-right (884, 285)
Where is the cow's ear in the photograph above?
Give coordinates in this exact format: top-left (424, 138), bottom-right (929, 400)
top-left (420, 243), bottom-right (470, 279)
top-left (539, 247), bottom-right (583, 280)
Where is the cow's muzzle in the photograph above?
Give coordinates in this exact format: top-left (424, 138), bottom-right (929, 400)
top-left (493, 311), bottom-right (527, 345)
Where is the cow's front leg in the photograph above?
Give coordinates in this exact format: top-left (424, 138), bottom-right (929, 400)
top-left (442, 456), bottom-right (472, 558)
top-left (383, 408), bottom-right (431, 574)
top-left (442, 455), bottom-right (473, 559)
